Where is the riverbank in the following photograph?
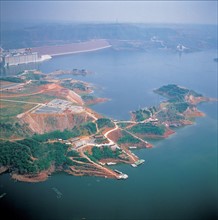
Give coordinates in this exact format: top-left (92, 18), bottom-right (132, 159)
top-left (11, 165), bottom-right (55, 183)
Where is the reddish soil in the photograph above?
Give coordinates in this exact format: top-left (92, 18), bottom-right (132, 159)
top-left (85, 97), bottom-right (109, 106)
top-left (187, 95), bottom-right (209, 105)
top-left (0, 166), bottom-right (8, 174)
top-left (184, 107), bottom-right (205, 118)
top-left (12, 165), bottom-right (55, 183)
top-left (20, 111), bottom-right (92, 134)
top-left (135, 128), bottom-right (175, 139)
top-left (162, 129), bottom-right (175, 138)
top-left (0, 83), bottom-right (84, 105)
top-left (106, 129), bottom-right (123, 142)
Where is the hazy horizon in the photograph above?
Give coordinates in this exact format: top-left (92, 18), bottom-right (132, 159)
top-left (1, 1), bottom-right (217, 25)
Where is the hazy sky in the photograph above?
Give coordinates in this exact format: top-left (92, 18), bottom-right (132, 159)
top-left (1, 1), bottom-right (217, 24)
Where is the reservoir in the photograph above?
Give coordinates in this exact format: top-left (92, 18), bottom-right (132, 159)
top-left (0, 49), bottom-right (217, 219)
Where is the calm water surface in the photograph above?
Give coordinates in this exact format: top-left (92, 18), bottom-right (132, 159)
top-left (0, 49), bottom-right (217, 220)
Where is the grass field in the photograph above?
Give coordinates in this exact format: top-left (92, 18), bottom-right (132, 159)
top-left (0, 101), bottom-right (36, 123)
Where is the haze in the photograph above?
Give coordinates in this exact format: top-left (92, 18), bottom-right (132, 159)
top-left (1, 1), bottom-right (217, 24)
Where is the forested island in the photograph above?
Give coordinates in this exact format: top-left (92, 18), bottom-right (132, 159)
top-left (0, 70), bottom-right (215, 182)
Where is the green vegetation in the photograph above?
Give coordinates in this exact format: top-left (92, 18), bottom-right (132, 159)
top-left (174, 102), bottom-right (189, 113)
top-left (33, 129), bottom-right (80, 142)
top-left (0, 77), bottom-right (25, 83)
top-left (7, 93), bottom-right (57, 104)
top-left (91, 146), bottom-right (121, 161)
top-left (84, 146), bottom-right (122, 163)
top-left (31, 80), bottom-right (50, 86)
top-left (67, 150), bottom-right (80, 157)
top-left (155, 84), bottom-right (189, 99)
top-left (24, 72), bottom-right (45, 81)
top-left (0, 101), bottom-right (35, 123)
top-left (157, 108), bottom-right (184, 123)
top-left (67, 150), bottom-right (90, 164)
top-left (81, 94), bottom-right (95, 101)
top-left (61, 80), bottom-right (88, 92)
top-left (33, 122), bottom-right (97, 142)
top-left (189, 90), bottom-right (203, 97)
top-left (94, 136), bottom-right (108, 144)
top-left (73, 157), bottom-right (90, 163)
top-left (155, 84), bottom-right (202, 101)
top-left (117, 131), bottom-right (140, 144)
top-left (130, 123), bottom-right (166, 135)
top-left (132, 108), bottom-right (151, 122)
top-left (80, 122), bottom-right (97, 135)
top-left (117, 122), bottom-right (130, 128)
top-left (0, 122), bottom-right (31, 139)
top-left (0, 139), bottom-right (70, 174)
top-left (72, 82), bottom-right (87, 91)
top-left (148, 106), bottom-right (157, 115)
top-left (96, 118), bottom-right (114, 129)
top-left (85, 151), bottom-right (97, 163)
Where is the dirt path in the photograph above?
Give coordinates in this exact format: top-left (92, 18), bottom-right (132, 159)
top-left (0, 98), bottom-right (45, 105)
top-left (104, 123), bottom-right (119, 145)
top-left (122, 129), bottom-right (149, 145)
top-left (78, 147), bottom-right (119, 179)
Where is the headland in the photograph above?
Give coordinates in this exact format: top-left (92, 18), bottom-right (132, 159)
top-left (0, 69), bottom-right (216, 182)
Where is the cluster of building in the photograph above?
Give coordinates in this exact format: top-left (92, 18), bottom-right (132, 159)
top-left (0, 47), bottom-right (51, 67)
top-left (33, 99), bottom-right (84, 114)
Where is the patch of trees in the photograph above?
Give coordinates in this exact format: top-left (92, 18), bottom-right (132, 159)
top-left (91, 146), bottom-right (121, 160)
top-left (32, 122), bottom-right (97, 142)
top-left (32, 80), bottom-right (50, 85)
top-left (80, 122), bottom-right (97, 135)
top-left (96, 118), bottom-right (114, 129)
top-left (148, 106), bottom-right (157, 115)
top-left (156, 85), bottom-right (202, 101)
top-left (117, 131), bottom-right (140, 144)
top-left (133, 109), bottom-right (151, 122)
top-left (0, 77), bottom-right (25, 83)
top-left (0, 122), bottom-right (31, 139)
top-left (130, 123), bottom-right (166, 135)
top-left (33, 129), bottom-right (80, 142)
top-left (67, 150), bottom-right (80, 157)
top-left (94, 136), bottom-right (108, 144)
top-left (81, 94), bottom-right (95, 101)
top-left (72, 82), bottom-right (87, 91)
top-left (157, 108), bottom-right (184, 123)
top-left (0, 141), bottom-right (37, 174)
top-left (0, 139), bottom-right (70, 174)
top-left (24, 72), bottom-right (45, 80)
top-left (174, 102), bottom-right (189, 113)
top-left (61, 81), bottom-right (87, 91)
top-left (155, 84), bottom-right (190, 101)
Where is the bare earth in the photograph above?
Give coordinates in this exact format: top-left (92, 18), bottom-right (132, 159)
top-left (31, 39), bottom-right (112, 56)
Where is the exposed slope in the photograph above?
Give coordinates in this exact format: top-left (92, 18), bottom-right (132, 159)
top-left (20, 110), bottom-right (93, 134)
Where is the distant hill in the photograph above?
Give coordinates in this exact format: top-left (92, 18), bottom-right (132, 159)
top-left (1, 23), bottom-right (217, 51)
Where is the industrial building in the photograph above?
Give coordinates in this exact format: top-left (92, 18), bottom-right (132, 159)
top-left (0, 48), bottom-right (51, 67)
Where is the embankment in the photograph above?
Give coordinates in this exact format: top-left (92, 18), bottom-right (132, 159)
top-left (32, 39), bottom-right (112, 56)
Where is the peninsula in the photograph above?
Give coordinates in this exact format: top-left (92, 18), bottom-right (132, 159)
top-left (0, 70), bottom-right (215, 182)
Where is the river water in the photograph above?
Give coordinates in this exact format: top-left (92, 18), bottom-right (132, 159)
top-left (0, 48), bottom-right (217, 220)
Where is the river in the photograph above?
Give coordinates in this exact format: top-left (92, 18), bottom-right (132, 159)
top-left (0, 48), bottom-right (217, 220)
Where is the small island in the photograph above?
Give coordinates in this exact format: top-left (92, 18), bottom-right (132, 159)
top-left (0, 70), bottom-right (215, 182)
